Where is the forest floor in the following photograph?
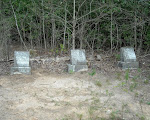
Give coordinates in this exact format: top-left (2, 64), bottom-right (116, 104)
top-left (0, 52), bottom-right (150, 120)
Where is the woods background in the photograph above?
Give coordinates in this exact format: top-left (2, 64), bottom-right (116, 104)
top-left (0, 0), bottom-right (150, 60)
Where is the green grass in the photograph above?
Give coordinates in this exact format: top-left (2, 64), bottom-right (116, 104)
top-left (125, 69), bottom-right (129, 83)
top-left (146, 102), bottom-right (150, 105)
top-left (69, 70), bottom-right (73, 74)
top-left (89, 69), bottom-right (96, 76)
top-left (144, 79), bottom-right (149, 84)
top-left (95, 81), bottom-right (102, 87)
top-left (129, 82), bottom-right (138, 91)
top-left (140, 116), bottom-right (146, 120)
top-left (116, 72), bottom-right (122, 80)
top-left (110, 110), bottom-right (120, 120)
top-left (115, 54), bottom-right (120, 61)
top-left (77, 114), bottom-right (83, 120)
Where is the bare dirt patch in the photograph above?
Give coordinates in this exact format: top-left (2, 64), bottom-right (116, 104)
top-left (0, 69), bottom-right (150, 120)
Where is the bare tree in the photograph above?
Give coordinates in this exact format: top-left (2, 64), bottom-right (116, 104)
top-left (63, 2), bottom-right (67, 48)
top-left (110, 1), bottom-right (113, 54)
top-left (42, 0), bottom-right (47, 49)
top-left (134, 11), bottom-right (137, 50)
top-left (51, 0), bottom-right (56, 49)
top-left (72, 0), bottom-right (76, 50)
top-left (10, 0), bottom-right (28, 51)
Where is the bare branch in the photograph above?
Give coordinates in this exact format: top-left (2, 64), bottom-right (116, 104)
top-left (10, 0), bottom-right (28, 51)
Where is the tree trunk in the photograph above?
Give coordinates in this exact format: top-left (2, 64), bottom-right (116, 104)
top-left (80, 22), bottom-right (84, 49)
top-left (72, 0), bottom-right (76, 50)
top-left (137, 25), bottom-right (143, 55)
top-left (63, 2), bottom-right (67, 48)
top-left (116, 23), bottom-right (119, 50)
top-left (134, 11), bottom-right (137, 50)
top-left (51, 2), bottom-right (56, 49)
top-left (110, 3), bottom-right (113, 54)
top-left (42, 0), bottom-right (46, 50)
top-left (10, 1), bottom-right (28, 51)
top-left (29, 23), bottom-right (33, 49)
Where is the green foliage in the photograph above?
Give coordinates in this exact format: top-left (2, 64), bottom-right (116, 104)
top-left (69, 70), bottom-right (73, 74)
top-left (121, 82), bottom-right (126, 87)
top-left (55, 49), bottom-right (59, 54)
top-left (137, 68), bottom-right (142, 73)
top-left (50, 49), bottom-right (54, 53)
top-left (123, 88), bottom-right (128, 93)
top-left (116, 72), bottom-right (122, 80)
top-left (77, 114), bottom-right (83, 120)
top-left (95, 81), bottom-right (102, 87)
top-left (145, 28), bottom-right (150, 46)
top-left (29, 49), bottom-right (37, 57)
top-left (89, 69), bottom-right (96, 76)
top-left (60, 44), bottom-right (64, 52)
top-left (144, 79), bottom-right (149, 84)
top-left (1, 0), bottom-right (150, 52)
top-left (135, 92), bottom-right (139, 97)
top-left (132, 75), bottom-right (138, 81)
top-left (115, 54), bottom-right (120, 61)
top-left (110, 110), bottom-right (120, 120)
top-left (125, 69), bottom-right (129, 83)
top-left (139, 116), bottom-right (146, 120)
top-left (106, 89), bottom-right (109, 95)
top-left (146, 102), bottom-right (150, 105)
top-left (129, 82), bottom-right (138, 91)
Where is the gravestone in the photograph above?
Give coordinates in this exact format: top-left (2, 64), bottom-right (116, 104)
top-left (118, 47), bottom-right (139, 69)
top-left (11, 51), bottom-right (31, 74)
top-left (120, 47), bottom-right (136, 62)
top-left (71, 49), bottom-right (87, 65)
top-left (68, 49), bottom-right (88, 72)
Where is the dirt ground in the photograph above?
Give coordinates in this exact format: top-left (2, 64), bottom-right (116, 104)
top-left (0, 68), bottom-right (150, 120)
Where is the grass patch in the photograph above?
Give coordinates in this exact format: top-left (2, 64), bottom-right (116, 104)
top-left (69, 70), bottom-right (73, 74)
top-left (144, 79), bottom-right (149, 84)
top-left (95, 81), bottom-right (102, 87)
top-left (89, 69), bottom-right (96, 76)
top-left (77, 114), bottom-right (83, 120)
top-left (146, 102), bottom-right (150, 105)
top-left (110, 110), bottom-right (120, 120)
top-left (139, 116), bottom-right (146, 120)
top-left (125, 69), bottom-right (129, 83)
top-left (129, 82), bottom-right (138, 92)
top-left (116, 72), bottom-right (122, 80)
top-left (115, 54), bottom-right (120, 61)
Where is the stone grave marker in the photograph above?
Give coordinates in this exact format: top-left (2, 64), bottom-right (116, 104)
top-left (11, 51), bottom-right (31, 74)
top-left (68, 49), bottom-right (88, 72)
top-left (14, 51), bottom-right (30, 67)
top-left (120, 47), bottom-right (136, 62)
top-left (71, 49), bottom-right (87, 65)
top-left (118, 47), bottom-right (139, 69)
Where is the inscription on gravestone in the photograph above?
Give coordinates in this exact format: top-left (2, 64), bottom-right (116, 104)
top-left (14, 51), bottom-right (29, 67)
top-left (120, 47), bottom-right (136, 62)
top-left (71, 49), bottom-right (87, 65)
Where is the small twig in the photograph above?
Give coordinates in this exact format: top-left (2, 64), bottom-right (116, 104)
top-left (0, 59), bottom-right (14, 63)
top-left (139, 100), bottom-right (144, 114)
top-left (138, 54), bottom-right (150, 58)
top-left (40, 84), bottom-right (50, 85)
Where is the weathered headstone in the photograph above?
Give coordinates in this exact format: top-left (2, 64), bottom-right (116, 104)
top-left (68, 49), bottom-right (88, 72)
top-left (71, 49), bottom-right (87, 65)
top-left (11, 51), bottom-right (31, 74)
top-left (120, 47), bottom-right (136, 62)
top-left (118, 47), bottom-right (139, 69)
